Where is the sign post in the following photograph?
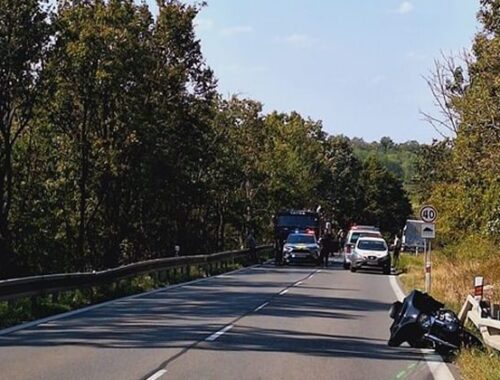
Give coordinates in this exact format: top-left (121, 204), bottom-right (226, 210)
top-left (420, 206), bottom-right (437, 293)
top-left (474, 276), bottom-right (484, 301)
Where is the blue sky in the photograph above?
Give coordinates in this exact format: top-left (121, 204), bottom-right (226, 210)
top-left (146, 1), bottom-right (479, 143)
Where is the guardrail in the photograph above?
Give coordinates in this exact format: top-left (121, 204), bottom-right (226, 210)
top-left (458, 294), bottom-right (500, 351)
top-left (0, 245), bottom-right (273, 302)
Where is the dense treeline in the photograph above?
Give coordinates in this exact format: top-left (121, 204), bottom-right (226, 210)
top-left (412, 0), bottom-right (499, 247)
top-left (0, 0), bottom-right (411, 278)
top-left (350, 137), bottom-right (420, 192)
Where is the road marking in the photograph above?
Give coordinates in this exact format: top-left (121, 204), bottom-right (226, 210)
top-left (279, 288), bottom-right (289, 295)
top-left (0, 261), bottom-right (264, 337)
top-left (205, 324), bottom-right (233, 342)
top-left (254, 302), bottom-right (269, 312)
top-left (146, 369), bottom-right (167, 380)
top-left (295, 281), bottom-right (303, 286)
top-left (307, 274), bottom-right (315, 280)
top-left (388, 275), bottom-right (455, 380)
top-left (396, 370), bottom-right (406, 379)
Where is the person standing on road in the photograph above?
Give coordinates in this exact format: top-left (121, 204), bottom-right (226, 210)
top-left (337, 229), bottom-right (346, 253)
top-left (393, 233), bottom-right (402, 269)
top-left (320, 225), bottom-right (334, 267)
top-left (246, 230), bottom-right (257, 264)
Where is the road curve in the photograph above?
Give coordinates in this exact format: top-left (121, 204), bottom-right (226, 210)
top-left (0, 261), bottom-right (447, 380)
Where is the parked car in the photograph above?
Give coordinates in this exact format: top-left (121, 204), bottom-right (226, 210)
top-left (274, 209), bottom-right (321, 265)
top-left (402, 219), bottom-right (426, 253)
top-left (342, 226), bottom-right (382, 269)
top-left (282, 233), bottom-right (320, 265)
top-left (349, 237), bottom-right (391, 274)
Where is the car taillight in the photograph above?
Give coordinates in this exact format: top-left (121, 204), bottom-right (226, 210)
top-left (306, 228), bottom-right (315, 235)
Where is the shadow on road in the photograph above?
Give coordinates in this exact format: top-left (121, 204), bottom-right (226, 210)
top-left (194, 325), bottom-right (426, 363)
top-left (0, 263), bottom-right (425, 365)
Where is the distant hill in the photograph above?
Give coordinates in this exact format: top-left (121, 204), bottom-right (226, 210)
top-left (349, 137), bottom-right (420, 192)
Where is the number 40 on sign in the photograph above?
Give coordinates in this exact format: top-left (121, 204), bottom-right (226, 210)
top-left (420, 205), bottom-right (437, 223)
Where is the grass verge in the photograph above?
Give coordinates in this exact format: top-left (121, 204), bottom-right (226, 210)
top-left (396, 236), bottom-right (500, 380)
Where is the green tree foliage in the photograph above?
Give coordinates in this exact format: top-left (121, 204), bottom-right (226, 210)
top-left (351, 137), bottom-right (420, 192)
top-left (1, 0), bottom-right (414, 278)
top-left (415, 0), bottom-right (500, 245)
top-left (359, 157), bottom-right (412, 235)
top-left (0, 0), bottom-right (52, 276)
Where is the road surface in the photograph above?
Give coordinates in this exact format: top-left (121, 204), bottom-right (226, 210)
top-left (0, 261), bottom-right (451, 380)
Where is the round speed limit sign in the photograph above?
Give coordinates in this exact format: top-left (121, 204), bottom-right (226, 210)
top-left (420, 205), bottom-right (437, 223)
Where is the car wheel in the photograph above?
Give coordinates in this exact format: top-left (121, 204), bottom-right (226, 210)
top-left (343, 261), bottom-right (350, 270)
top-left (383, 266), bottom-right (391, 275)
top-left (350, 266), bottom-right (357, 272)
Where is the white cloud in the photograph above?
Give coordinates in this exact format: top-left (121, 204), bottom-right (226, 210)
top-left (275, 33), bottom-right (317, 48)
top-left (194, 18), bottom-right (214, 32)
top-left (220, 26), bottom-right (253, 36)
top-left (394, 1), bottom-right (414, 14)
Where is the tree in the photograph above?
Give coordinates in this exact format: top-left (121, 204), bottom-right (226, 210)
top-left (420, 0), bottom-right (500, 243)
top-left (0, 0), bottom-right (51, 276)
top-left (360, 157), bottom-right (412, 235)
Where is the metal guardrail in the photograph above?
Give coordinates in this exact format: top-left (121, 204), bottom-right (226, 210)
top-left (0, 245), bottom-right (273, 302)
top-left (459, 294), bottom-right (500, 351)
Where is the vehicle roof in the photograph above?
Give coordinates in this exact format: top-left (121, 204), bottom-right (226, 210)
top-left (356, 237), bottom-right (386, 242)
top-left (277, 210), bottom-right (319, 216)
top-left (349, 225), bottom-right (379, 230)
top-left (348, 229), bottom-right (382, 234)
top-left (287, 233), bottom-right (315, 237)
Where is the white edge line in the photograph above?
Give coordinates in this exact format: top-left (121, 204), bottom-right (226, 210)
top-left (388, 275), bottom-right (455, 380)
top-left (0, 263), bottom-right (262, 337)
top-left (254, 302), bottom-right (269, 312)
top-left (146, 369), bottom-right (167, 380)
top-left (205, 324), bottom-right (233, 342)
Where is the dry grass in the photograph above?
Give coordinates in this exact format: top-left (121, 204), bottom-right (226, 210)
top-left (398, 237), bottom-right (500, 308)
top-left (397, 235), bottom-right (500, 380)
top-left (457, 349), bottom-right (500, 380)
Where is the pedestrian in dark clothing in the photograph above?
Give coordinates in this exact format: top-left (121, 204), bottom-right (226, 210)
top-left (246, 230), bottom-right (257, 264)
top-left (320, 230), bottom-right (334, 267)
top-left (337, 229), bottom-right (346, 253)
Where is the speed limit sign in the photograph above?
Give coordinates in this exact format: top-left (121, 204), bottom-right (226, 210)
top-left (420, 205), bottom-right (437, 223)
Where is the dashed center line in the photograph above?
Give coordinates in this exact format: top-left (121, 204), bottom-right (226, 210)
top-left (146, 369), bottom-right (167, 380)
top-left (254, 302), bottom-right (269, 312)
top-left (295, 281), bottom-right (303, 286)
top-left (279, 288), bottom-right (289, 295)
top-left (205, 324), bottom-right (234, 342)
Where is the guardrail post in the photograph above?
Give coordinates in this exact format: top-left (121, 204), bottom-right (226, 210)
top-left (151, 271), bottom-right (159, 287)
top-left (30, 296), bottom-right (40, 314)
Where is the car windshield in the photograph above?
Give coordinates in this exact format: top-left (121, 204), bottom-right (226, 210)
top-left (357, 240), bottom-right (387, 251)
top-left (277, 215), bottom-right (318, 228)
top-left (287, 234), bottom-right (316, 244)
top-left (350, 232), bottom-right (380, 243)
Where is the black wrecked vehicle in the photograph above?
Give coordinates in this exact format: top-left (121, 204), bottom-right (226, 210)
top-left (388, 290), bottom-right (481, 354)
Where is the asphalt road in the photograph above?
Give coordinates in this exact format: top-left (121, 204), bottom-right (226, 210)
top-left (0, 260), bottom-right (445, 380)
